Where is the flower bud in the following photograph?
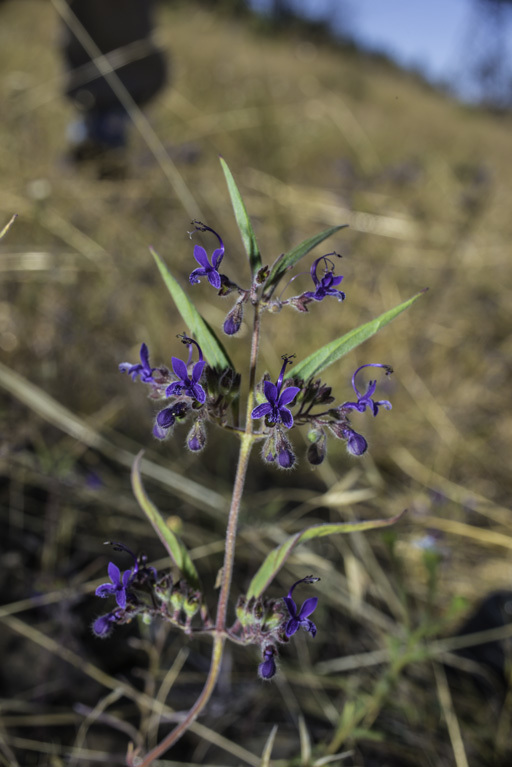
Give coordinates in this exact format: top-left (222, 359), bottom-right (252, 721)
top-left (262, 432), bottom-right (278, 463)
top-left (154, 573), bottom-right (173, 603)
top-left (252, 598), bottom-right (264, 621)
top-left (170, 584), bottom-right (185, 614)
top-left (236, 595), bottom-right (248, 623)
top-left (255, 265), bottom-right (270, 285)
top-left (92, 613), bottom-right (116, 638)
top-left (307, 428), bottom-right (327, 465)
top-left (262, 600), bottom-right (287, 631)
top-left (345, 429), bottom-right (368, 456)
top-left (275, 430), bottom-right (296, 470)
top-left (187, 419), bottom-right (207, 452)
top-left (157, 407), bottom-right (176, 429)
top-left (223, 300), bottom-right (244, 336)
top-left (218, 367), bottom-right (241, 398)
top-left (258, 644), bottom-right (277, 680)
top-left (183, 591), bottom-right (202, 618)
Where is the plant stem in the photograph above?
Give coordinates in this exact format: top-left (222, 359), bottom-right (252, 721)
top-left (133, 306), bottom-right (262, 767)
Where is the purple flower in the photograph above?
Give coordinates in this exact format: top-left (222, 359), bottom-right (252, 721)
top-left (258, 645), bottom-right (277, 680)
top-left (119, 343), bottom-right (157, 383)
top-left (251, 356), bottom-right (301, 429)
top-left (283, 576), bottom-right (320, 638)
top-left (95, 561), bottom-right (133, 609)
top-left (166, 337), bottom-right (206, 404)
top-left (304, 253), bottom-right (345, 302)
top-left (343, 364), bottom-right (393, 416)
top-left (189, 221), bottom-right (225, 290)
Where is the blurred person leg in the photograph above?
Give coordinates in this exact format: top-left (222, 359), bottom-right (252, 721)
top-left (59, 0), bottom-right (168, 178)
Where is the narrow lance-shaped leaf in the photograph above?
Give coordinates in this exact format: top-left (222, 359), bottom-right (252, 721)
top-left (131, 451), bottom-right (201, 589)
top-left (263, 225), bottom-right (348, 300)
top-left (219, 157), bottom-right (262, 276)
top-left (287, 289), bottom-right (427, 382)
top-left (246, 511), bottom-right (405, 599)
top-left (150, 247), bottom-right (233, 372)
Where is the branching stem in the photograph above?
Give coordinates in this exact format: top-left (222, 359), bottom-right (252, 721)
top-left (133, 306), bottom-right (262, 767)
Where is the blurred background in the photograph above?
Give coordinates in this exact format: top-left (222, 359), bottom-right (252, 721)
top-left (1, 1), bottom-right (512, 765)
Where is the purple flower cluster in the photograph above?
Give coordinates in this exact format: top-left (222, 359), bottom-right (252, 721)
top-left (165, 339), bottom-right (206, 404)
top-left (93, 543), bottom-right (157, 638)
top-left (283, 576), bottom-right (319, 638)
top-left (251, 356), bottom-right (300, 429)
top-left (256, 575), bottom-right (320, 680)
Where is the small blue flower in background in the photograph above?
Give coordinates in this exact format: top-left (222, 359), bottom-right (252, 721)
top-left (251, 355), bottom-right (301, 429)
top-left (304, 253), bottom-right (345, 303)
top-left (119, 343), bottom-right (157, 383)
top-left (166, 337), bottom-right (206, 404)
top-left (258, 645), bottom-right (277, 680)
top-left (189, 221), bottom-right (225, 290)
top-left (96, 561), bottom-right (133, 609)
top-left (283, 575), bottom-right (320, 638)
top-left (343, 363), bottom-right (393, 416)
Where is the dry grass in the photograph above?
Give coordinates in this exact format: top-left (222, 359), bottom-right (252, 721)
top-left (1, 2), bottom-right (512, 766)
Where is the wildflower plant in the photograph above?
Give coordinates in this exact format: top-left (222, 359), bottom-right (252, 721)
top-left (95, 159), bottom-right (425, 766)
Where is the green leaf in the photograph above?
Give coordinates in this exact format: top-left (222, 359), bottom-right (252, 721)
top-left (219, 157), bottom-right (262, 276)
top-left (263, 225), bottom-right (348, 299)
top-left (131, 452), bottom-right (200, 589)
top-left (287, 290), bottom-right (427, 382)
top-left (246, 511), bottom-right (405, 599)
top-left (150, 247), bottom-right (233, 372)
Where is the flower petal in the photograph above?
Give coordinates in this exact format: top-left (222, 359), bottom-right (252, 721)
top-left (211, 246), bottom-right (224, 270)
top-left (140, 343), bottom-right (150, 370)
top-left (278, 386), bottom-right (300, 407)
top-left (305, 619), bottom-right (317, 637)
top-left (297, 596), bottom-right (318, 619)
top-left (115, 589), bottom-right (127, 609)
top-left (285, 618), bottom-right (300, 637)
top-left (192, 383), bottom-right (206, 403)
top-left (166, 381), bottom-right (183, 398)
top-left (107, 562), bottom-right (121, 586)
top-left (191, 360), bottom-right (205, 384)
top-left (251, 402), bottom-right (272, 420)
top-left (193, 244), bottom-right (211, 268)
top-left (95, 583), bottom-right (115, 598)
top-left (189, 267), bottom-right (207, 284)
top-left (171, 357), bottom-right (189, 383)
top-left (122, 569), bottom-right (132, 588)
top-left (207, 269), bottom-right (221, 289)
top-left (283, 596), bottom-right (297, 618)
top-left (279, 407), bottom-right (294, 429)
top-left (263, 380), bottom-right (278, 405)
